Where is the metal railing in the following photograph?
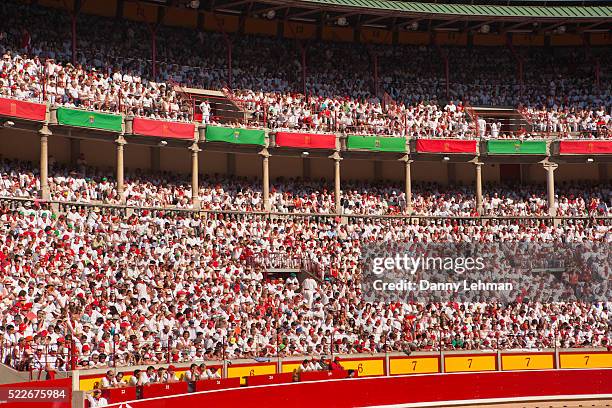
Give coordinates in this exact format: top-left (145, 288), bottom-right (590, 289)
top-left (1, 196), bottom-right (610, 223)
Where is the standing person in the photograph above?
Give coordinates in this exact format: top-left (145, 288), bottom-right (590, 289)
top-left (477, 117), bottom-right (487, 138)
top-left (199, 100), bottom-right (211, 124)
top-left (302, 276), bottom-right (317, 307)
top-left (490, 121), bottom-right (499, 139)
top-left (86, 389), bottom-right (108, 407)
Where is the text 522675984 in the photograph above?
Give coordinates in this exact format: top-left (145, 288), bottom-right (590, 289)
top-left (0, 388), bottom-right (68, 402)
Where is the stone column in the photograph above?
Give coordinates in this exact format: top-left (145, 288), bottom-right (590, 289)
top-left (115, 135), bottom-right (127, 202)
top-left (475, 161), bottom-right (484, 214)
top-left (330, 152), bottom-right (342, 214)
top-left (190, 143), bottom-right (201, 209)
top-left (260, 148), bottom-right (270, 211)
top-left (399, 155), bottom-right (413, 214)
top-left (39, 125), bottom-right (52, 200)
top-left (543, 161), bottom-right (558, 216)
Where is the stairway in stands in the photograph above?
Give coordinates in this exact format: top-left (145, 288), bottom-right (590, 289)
top-left (173, 84), bottom-right (248, 125)
top-left (466, 106), bottom-right (531, 135)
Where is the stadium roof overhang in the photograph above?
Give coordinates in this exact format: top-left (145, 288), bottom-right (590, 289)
top-left (151, 0), bottom-right (612, 35)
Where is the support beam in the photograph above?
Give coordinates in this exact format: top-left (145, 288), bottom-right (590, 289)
top-left (213, 0), bottom-right (252, 10)
top-left (150, 146), bottom-right (160, 172)
top-left (506, 36), bottom-right (524, 96)
top-left (70, 139), bottom-right (80, 167)
top-left (150, 26), bottom-right (158, 79)
top-left (260, 148), bottom-right (270, 211)
top-left (190, 143), bottom-right (201, 209)
top-left (330, 152), bottom-right (342, 214)
top-left (71, 14), bottom-right (77, 65)
top-left (598, 163), bottom-right (607, 183)
top-left (372, 53), bottom-right (379, 96)
top-left (300, 44), bottom-right (307, 96)
top-left (302, 157), bottom-right (311, 180)
top-left (225, 35), bottom-right (233, 88)
top-left (288, 9), bottom-right (321, 20)
top-left (251, 4), bottom-right (287, 18)
top-left (115, 135), bottom-right (127, 202)
top-left (227, 153), bottom-right (236, 176)
top-left (444, 55), bottom-right (450, 100)
top-left (501, 21), bottom-right (533, 34)
top-left (543, 161), bottom-right (558, 216)
top-left (538, 21), bottom-right (569, 36)
top-left (71, 0), bottom-right (82, 65)
top-left (373, 161), bottom-right (382, 181)
top-left (433, 18), bottom-right (462, 30)
top-left (363, 15), bottom-right (389, 25)
top-left (400, 155), bottom-right (413, 214)
top-left (39, 125), bottom-right (51, 200)
top-left (466, 20), bottom-right (497, 33)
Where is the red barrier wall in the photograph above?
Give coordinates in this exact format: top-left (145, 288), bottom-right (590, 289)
top-left (559, 140), bottom-right (612, 154)
top-left (0, 98), bottom-right (46, 121)
top-left (416, 139), bottom-right (477, 154)
top-left (105, 369), bottom-right (612, 408)
top-left (132, 118), bottom-right (195, 140)
top-left (275, 132), bottom-right (336, 149)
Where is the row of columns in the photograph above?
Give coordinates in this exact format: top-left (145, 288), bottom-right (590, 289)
top-left (37, 129), bottom-right (560, 216)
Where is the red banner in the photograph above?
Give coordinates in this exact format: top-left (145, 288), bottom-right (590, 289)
top-left (0, 98), bottom-right (46, 121)
top-left (416, 139), bottom-right (477, 154)
top-left (132, 118), bottom-right (195, 140)
top-left (275, 132), bottom-right (336, 149)
top-left (559, 140), bottom-right (612, 154)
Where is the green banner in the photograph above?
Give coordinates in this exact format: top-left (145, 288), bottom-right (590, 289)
top-left (347, 135), bottom-right (406, 152)
top-left (206, 126), bottom-right (265, 146)
top-left (487, 140), bottom-right (547, 155)
top-left (56, 108), bottom-right (122, 132)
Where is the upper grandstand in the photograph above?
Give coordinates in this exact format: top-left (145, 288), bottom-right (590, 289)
top-left (1, 0), bottom-right (611, 138)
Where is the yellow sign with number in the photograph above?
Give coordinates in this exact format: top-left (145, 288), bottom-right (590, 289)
top-left (445, 355), bottom-right (496, 373)
top-left (281, 363), bottom-right (302, 373)
top-left (80, 376), bottom-right (103, 391)
top-left (339, 359), bottom-right (385, 377)
top-left (560, 353), bottom-right (612, 369)
top-left (390, 357), bottom-right (440, 375)
top-left (502, 354), bottom-right (554, 371)
top-left (227, 363), bottom-right (276, 384)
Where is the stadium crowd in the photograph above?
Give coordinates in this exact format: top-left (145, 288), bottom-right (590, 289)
top-left (1, 158), bottom-right (610, 216)
top-left (0, 201), bottom-right (609, 372)
top-left (0, 1), bottom-right (610, 137)
top-left (0, 0), bottom-right (610, 378)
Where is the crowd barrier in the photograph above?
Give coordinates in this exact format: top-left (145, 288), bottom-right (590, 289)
top-left (3, 196), bottom-right (611, 223)
top-left (1, 98), bottom-right (610, 155)
top-left (75, 350), bottom-right (612, 392)
top-left (100, 369), bottom-right (612, 408)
